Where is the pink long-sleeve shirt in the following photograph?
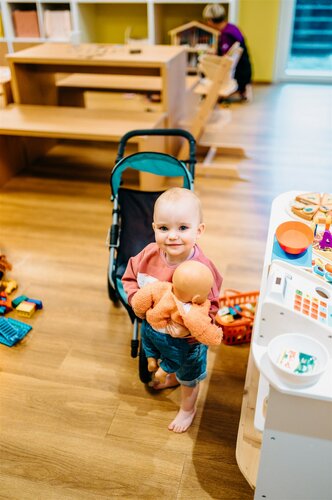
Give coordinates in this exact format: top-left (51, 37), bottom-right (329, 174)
top-left (122, 242), bottom-right (222, 318)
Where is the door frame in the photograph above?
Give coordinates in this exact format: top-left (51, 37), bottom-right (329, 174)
top-left (274, 0), bottom-right (332, 83)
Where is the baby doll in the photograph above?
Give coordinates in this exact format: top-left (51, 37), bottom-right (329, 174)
top-left (131, 260), bottom-right (223, 382)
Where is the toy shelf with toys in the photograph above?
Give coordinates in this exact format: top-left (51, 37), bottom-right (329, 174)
top-left (237, 191), bottom-right (332, 499)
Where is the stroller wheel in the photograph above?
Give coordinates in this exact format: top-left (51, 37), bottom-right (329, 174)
top-left (139, 342), bottom-right (152, 384)
top-left (107, 276), bottom-right (119, 305)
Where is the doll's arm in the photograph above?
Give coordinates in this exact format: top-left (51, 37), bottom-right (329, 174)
top-left (182, 305), bottom-right (223, 346)
top-left (131, 281), bottom-right (169, 319)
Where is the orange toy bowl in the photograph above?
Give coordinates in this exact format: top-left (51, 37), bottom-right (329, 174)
top-left (276, 221), bottom-right (314, 255)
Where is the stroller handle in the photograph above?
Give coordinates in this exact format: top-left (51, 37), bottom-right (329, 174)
top-left (116, 128), bottom-right (196, 170)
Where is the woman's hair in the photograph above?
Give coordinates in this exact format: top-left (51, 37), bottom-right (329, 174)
top-left (154, 188), bottom-right (203, 223)
top-left (202, 4), bottom-right (226, 23)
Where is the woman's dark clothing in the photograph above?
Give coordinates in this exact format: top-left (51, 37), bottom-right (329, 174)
top-left (217, 23), bottom-right (252, 94)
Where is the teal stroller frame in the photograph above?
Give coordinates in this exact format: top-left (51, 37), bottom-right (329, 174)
top-left (107, 128), bottom-right (196, 382)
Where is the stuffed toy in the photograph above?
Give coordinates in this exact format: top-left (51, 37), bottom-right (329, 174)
top-left (132, 260), bottom-right (223, 344)
top-left (131, 260), bottom-right (223, 381)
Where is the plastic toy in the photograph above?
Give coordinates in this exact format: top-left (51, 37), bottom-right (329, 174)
top-left (131, 260), bottom-right (223, 381)
top-left (0, 293), bottom-right (12, 314)
top-left (275, 221), bottom-right (314, 255)
top-left (319, 216), bottom-right (332, 250)
top-left (0, 317), bottom-right (32, 346)
top-left (0, 279), bottom-right (18, 294)
top-left (16, 301), bottom-right (36, 318)
top-left (26, 298), bottom-right (43, 309)
top-left (12, 295), bottom-right (28, 308)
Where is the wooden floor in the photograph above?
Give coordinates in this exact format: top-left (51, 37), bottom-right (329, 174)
top-left (0, 83), bottom-right (331, 499)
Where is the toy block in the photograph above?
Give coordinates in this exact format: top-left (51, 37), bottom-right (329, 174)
top-left (12, 295), bottom-right (28, 308)
top-left (26, 298), bottom-right (43, 309)
top-left (0, 306), bottom-right (6, 315)
top-left (16, 301), bottom-right (36, 318)
top-left (0, 294), bottom-right (12, 313)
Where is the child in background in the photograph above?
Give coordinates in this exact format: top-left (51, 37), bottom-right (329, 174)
top-left (122, 188), bottom-right (223, 433)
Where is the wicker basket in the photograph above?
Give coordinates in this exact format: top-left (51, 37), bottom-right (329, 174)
top-left (216, 289), bottom-right (260, 345)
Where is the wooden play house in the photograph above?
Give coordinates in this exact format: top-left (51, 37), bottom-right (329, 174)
top-left (169, 20), bottom-right (219, 73)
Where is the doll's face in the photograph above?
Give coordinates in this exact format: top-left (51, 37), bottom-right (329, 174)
top-left (153, 198), bottom-right (205, 265)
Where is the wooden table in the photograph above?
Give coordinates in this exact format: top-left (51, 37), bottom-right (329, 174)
top-left (7, 43), bottom-right (187, 133)
top-left (2, 43), bottom-right (187, 187)
top-left (0, 104), bottom-right (166, 188)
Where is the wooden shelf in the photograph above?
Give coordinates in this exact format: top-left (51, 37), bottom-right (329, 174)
top-left (0, 1), bottom-right (238, 58)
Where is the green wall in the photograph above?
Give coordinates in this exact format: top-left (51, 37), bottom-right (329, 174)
top-left (95, 4), bottom-right (148, 44)
top-left (238, 0), bottom-right (281, 82)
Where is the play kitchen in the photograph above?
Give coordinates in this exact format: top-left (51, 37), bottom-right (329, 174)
top-left (251, 191), bottom-right (332, 500)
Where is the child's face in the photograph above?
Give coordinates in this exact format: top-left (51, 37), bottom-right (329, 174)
top-left (152, 198), bottom-right (205, 264)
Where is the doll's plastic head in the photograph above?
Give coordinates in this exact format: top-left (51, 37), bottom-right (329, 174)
top-left (172, 260), bottom-right (214, 304)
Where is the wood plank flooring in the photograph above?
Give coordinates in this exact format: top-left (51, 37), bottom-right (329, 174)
top-left (0, 83), bottom-right (331, 499)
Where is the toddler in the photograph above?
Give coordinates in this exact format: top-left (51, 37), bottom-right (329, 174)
top-left (122, 187), bottom-right (222, 432)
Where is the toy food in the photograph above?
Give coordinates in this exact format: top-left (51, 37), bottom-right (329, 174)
top-left (291, 192), bottom-right (332, 221)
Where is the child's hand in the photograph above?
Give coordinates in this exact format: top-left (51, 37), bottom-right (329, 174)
top-left (166, 321), bottom-right (190, 338)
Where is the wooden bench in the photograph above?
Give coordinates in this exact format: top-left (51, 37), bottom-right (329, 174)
top-left (56, 74), bottom-right (200, 106)
top-left (0, 104), bottom-right (166, 188)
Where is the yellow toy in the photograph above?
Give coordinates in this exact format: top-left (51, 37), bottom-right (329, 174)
top-left (0, 279), bottom-right (18, 294)
top-left (131, 260), bottom-right (223, 382)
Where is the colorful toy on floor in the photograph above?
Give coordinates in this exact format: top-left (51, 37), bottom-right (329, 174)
top-left (16, 301), bottom-right (37, 318)
top-left (0, 254), bottom-right (12, 279)
top-left (0, 279), bottom-right (18, 294)
top-left (0, 317), bottom-right (32, 346)
top-left (26, 298), bottom-right (43, 309)
top-left (11, 295), bottom-right (28, 308)
top-left (0, 292), bottom-right (12, 314)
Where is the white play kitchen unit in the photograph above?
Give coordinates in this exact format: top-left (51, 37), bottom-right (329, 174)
top-left (251, 191), bottom-right (332, 500)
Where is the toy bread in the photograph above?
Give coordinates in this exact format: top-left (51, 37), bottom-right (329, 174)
top-left (291, 192), bottom-right (332, 221)
top-left (291, 202), bottom-right (319, 221)
top-left (295, 192), bottom-right (320, 205)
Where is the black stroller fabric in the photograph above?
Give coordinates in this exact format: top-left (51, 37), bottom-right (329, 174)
top-left (115, 187), bottom-right (164, 287)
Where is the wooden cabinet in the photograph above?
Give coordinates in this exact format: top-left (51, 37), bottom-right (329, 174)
top-left (0, 1), bottom-right (238, 66)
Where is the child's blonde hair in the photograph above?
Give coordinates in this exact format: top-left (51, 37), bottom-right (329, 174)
top-left (154, 188), bottom-right (203, 223)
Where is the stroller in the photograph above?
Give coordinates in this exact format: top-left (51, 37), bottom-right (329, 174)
top-left (107, 128), bottom-right (196, 383)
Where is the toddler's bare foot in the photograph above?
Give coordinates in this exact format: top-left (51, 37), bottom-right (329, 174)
top-left (152, 372), bottom-right (179, 390)
top-left (154, 367), bottom-right (168, 383)
top-left (168, 408), bottom-right (196, 433)
top-left (147, 357), bottom-right (158, 372)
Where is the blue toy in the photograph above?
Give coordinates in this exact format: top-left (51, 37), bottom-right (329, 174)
top-left (0, 317), bottom-right (32, 347)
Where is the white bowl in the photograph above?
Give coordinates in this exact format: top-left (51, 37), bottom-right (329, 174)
top-left (267, 333), bottom-right (329, 387)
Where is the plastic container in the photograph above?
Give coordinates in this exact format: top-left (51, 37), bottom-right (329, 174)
top-left (216, 289), bottom-right (259, 345)
top-left (267, 333), bottom-right (329, 387)
top-left (275, 220), bottom-right (314, 254)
